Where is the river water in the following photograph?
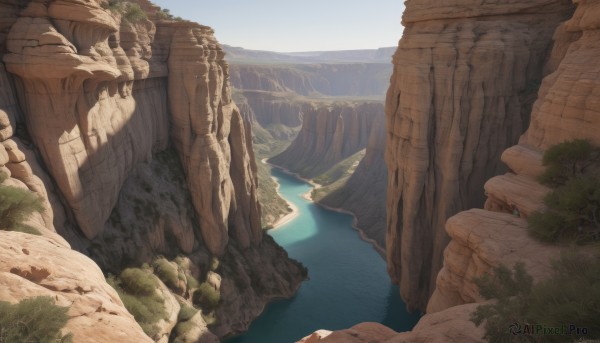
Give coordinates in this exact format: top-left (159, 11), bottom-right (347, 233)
top-left (225, 167), bottom-right (420, 343)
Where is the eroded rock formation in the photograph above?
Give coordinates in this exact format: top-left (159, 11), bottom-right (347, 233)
top-left (316, 112), bottom-right (388, 250)
top-left (429, 0), bottom-right (600, 314)
top-left (385, 0), bottom-right (574, 311)
top-left (0, 0), bottom-right (305, 340)
top-left (271, 102), bottom-right (382, 178)
top-left (229, 63), bottom-right (392, 98)
top-left (0, 231), bottom-right (153, 343)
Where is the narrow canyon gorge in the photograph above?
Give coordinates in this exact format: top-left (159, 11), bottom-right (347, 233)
top-left (0, 0), bottom-right (599, 342)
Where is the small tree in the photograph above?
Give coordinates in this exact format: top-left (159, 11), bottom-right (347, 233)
top-left (471, 253), bottom-right (600, 343)
top-left (528, 140), bottom-right (600, 242)
top-left (471, 263), bottom-right (533, 343)
top-left (538, 139), bottom-right (599, 187)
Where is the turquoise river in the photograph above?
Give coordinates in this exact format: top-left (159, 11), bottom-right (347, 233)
top-left (226, 167), bottom-right (420, 343)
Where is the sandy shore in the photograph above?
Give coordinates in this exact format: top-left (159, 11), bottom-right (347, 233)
top-left (261, 159), bottom-right (300, 230)
top-left (263, 159), bottom-right (386, 257)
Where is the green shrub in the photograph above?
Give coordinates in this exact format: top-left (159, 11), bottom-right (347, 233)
top-left (123, 3), bottom-right (146, 23)
top-left (192, 283), bottom-right (220, 313)
top-left (527, 211), bottom-right (567, 242)
top-left (108, 268), bottom-right (167, 338)
top-left (471, 253), bottom-right (600, 343)
top-left (173, 320), bottom-right (195, 338)
top-left (538, 139), bottom-right (599, 187)
top-left (152, 258), bottom-right (179, 289)
top-left (103, 0), bottom-right (147, 23)
top-left (0, 296), bottom-right (72, 343)
top-left (0, 174), bottom-right (44, 235)
top-left (177, 304), bottom-right (198, 322)
top-left (119, 268), bottom-right (157, 296)
top-left (529, 140), bottom-right (600, 243)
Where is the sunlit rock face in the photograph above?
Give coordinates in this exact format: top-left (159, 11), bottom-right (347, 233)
top-left (0, 0), bottom-right (305, 339)
top-left (384, 0), bottom-right (574, 311)
top-left (428, 0), bottom-right (600, 314)
top-left (271, 102), bottom-right (382, 178)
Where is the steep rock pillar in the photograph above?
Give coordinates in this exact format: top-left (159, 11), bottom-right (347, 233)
top-left (167, 23), bottom-right (261, 256)
top-left (384, 0), bottom-right (574, 311)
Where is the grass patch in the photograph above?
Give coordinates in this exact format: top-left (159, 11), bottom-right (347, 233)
top-left (192, 282), bottom-right (220, 314)
top-left (108, 268), bottom-right (167, 338)
top-left (471, 252), bottom-right (600, 342)
top-left (0, 296), bottom-right (72, 342)
top-left (0, 172), bottom-right (44, 235)
top-left (313, 149), bottom-right (365, 186)
top-left (152, 258), bottom-right (179, 290)
top-left (177, 303), bottom-right (198, 322)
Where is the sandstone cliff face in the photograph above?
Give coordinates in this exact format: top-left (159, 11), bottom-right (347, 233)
top-left (239, 90), bottom-right (304, 130)
top-left (0, 0), bottom-right (305, 340)
top-left (0, 231), bottom-right (153, 343)
top-left (428, 0), bottom-right (600, 314)
top-left (384, 0), bottom-right (574, 311)
top-left (316, 112), bottom-right (387, 250)
top-left (271, 102), bottom-right (381, 178)
top-left (296, 304), bottom-right (484, 343)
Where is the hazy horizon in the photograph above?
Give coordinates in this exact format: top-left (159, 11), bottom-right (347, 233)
top-left (150, 1), bottom-right (405, 52)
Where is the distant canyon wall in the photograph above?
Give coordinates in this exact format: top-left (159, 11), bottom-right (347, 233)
top-left (0, 0), bottom-right (304, 340)
top-left (316, 112), bottom-right (387, 250)
top-left (270, 102), bottom-right (381, 179)
top-left (428, 0), bottom-right (600, 314)
top-left (384, 0), bottom-right (574, 311)
top-left (229, 63), bottom-right (392, 98)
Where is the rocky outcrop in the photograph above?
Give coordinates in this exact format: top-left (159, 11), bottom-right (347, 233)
top-left (0, 231), bottom-right (152, 343)
top-left (229, 63), bottom-right (392, 98)
top-left (428, 0), bottom-right (600, 314)
top-left (271, 102), bottom-right (382, 178)
top-left (384, 0), bottom-right (574, 311)
top-left (316, 112), bottom-right (387, 250)
top-left (0, 0), bottom-right (305, 340)
top-left (296, 303), bottom-right (484, 343)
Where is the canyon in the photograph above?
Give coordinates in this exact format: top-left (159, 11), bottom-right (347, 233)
top-left (1, 0), bottom-right (599, 342)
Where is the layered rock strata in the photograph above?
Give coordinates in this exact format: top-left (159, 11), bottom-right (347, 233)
top-left (385, 0), bottom-right (574, 311)
top-left (229, 63), bottom-right (392, 98)
top-left (271, 102), bottom-right (382, 178)
top-left (316, 112), bottom-right (388, 250)
top-left (0, 231), bottom-right (153, 343)
top-left (429, 0), bottom-right (600, 314)
top-left (0, 0), bottom-right (305, 340)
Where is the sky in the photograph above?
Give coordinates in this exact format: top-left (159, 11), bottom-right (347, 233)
top-left (150, 1), bottom-right (405, 52)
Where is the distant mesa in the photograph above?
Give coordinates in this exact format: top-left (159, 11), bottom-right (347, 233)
top-left (222, 45), bottom-right (396, 64)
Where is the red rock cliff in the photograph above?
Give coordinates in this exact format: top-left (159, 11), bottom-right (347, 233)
top-left (385, 0), bottom-right (574, 311)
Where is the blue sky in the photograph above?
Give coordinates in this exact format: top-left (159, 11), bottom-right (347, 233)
top-left (150, 1), bottom-right (405, 52)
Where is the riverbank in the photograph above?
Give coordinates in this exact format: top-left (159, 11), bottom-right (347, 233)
top-left (261, 159), bottom-right (300, 229)
top-left (265, 159), bottom-right (386, 257)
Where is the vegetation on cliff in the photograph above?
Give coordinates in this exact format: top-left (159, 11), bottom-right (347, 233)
top-left (471, 252), bottom-right (600, 342)
top-left (108, 268), bottom-right (168, 338)
top-left (0, 172), bottom-right (44, 236)
top-left (102, 0), bottom-right (147, 22)
top-left (0, 296), bottom-right (72, 343)
top-left (528, 140), bottom-right (600, 243)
